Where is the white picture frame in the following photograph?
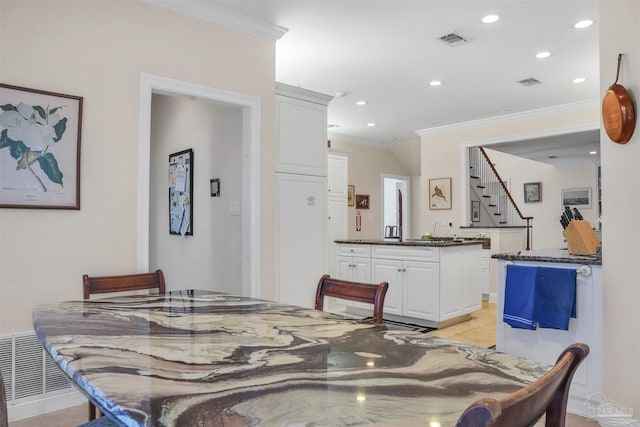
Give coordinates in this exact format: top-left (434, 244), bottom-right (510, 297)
top-left (561, 187), bottom-right (591, 209)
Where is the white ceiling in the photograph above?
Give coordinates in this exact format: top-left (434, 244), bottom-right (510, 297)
top-left (152, 0), bottom-right (602, 161)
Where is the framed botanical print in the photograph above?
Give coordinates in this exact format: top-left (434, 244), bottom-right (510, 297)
top-left (0, 84), bottom-right (83, 209)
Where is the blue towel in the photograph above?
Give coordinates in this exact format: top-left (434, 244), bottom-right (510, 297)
top-left (534, 267), bottom-right (576, 330)
top-left (503, 265), bottom-right (577, 331)
top-left (504, 265), bottom-right (538, 329)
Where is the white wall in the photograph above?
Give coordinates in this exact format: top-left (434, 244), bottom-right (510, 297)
top-left (483, 148), bottom-right (599, 249)
top-left (0, 0), bottom-right (276, 334)
top-left (149, 94), bottom-right (242, 293)
top-left (599, 0), bottom-right (640, 414)
top-left (418, 103), bottom-right (599, 247)
top-left (329, 138), bottom-right (412, 240)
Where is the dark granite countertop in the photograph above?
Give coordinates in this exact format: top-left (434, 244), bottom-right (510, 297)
top-left (335, 238), bottom-right (487, 248)
top-left (34, 290), bottom-right (548, 426)
top-left (492, 248), bottom-right (602, 265)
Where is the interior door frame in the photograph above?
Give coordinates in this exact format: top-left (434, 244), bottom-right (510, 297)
top-left (137, 73), bottom-right (261, 298)
top-left (381, 174), bottom-right (410, 239)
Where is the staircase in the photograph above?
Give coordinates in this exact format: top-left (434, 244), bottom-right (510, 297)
top-left (468, 146), bottom-right (533, 250)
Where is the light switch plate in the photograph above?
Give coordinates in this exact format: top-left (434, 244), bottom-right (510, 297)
top-left (229, 201), bottom-right (240, 215)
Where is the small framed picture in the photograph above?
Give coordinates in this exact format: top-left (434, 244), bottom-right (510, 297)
top-left (348, 185), bottom-right (355, 206)
top-left (471, 200), bottom-right (480, 222)
top-left (561, 187), bottom-right (591, 208)
top-left (429, 177), bottom-right (452, 210)
top-left (524, 182), bottom-right (541, 203)
top-left (355, 194), bottom-right (369, 209)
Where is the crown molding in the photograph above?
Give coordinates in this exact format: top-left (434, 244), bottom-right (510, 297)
top-left (144, 0), bottom-right (288, 42)
top-left (415, 98), bottom-right (600, 138)
top-left (276, 82), bottom-right (333, 106)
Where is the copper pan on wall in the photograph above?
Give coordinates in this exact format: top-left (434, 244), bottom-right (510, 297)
top-left (602, 53), bottom-right (635, 144)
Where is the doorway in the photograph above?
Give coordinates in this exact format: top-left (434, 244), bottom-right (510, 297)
top-left (137, 74), bottom-right (261, 298)
top-left (382, 174), bottom-right (410, 240)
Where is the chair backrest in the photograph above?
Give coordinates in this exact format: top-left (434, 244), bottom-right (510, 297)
top-left (315, 274), bottom-right (388, 325)
top-left (456, 343), bottom-right (590, 427)
top-left (1, 369), bottom-right (8, 427)
top-left (83, 269), bottom-right (166, 299)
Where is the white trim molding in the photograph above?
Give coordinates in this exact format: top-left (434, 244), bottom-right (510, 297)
top-left (144, 0), bottom-right (288, 42)
top-left (138, 73), bottom-right (262, 298)
top-left (416, 98), bottom-right (600, 138)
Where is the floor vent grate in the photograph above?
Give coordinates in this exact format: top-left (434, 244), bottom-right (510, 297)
top-left (0, 332), bottom-right (74, 405)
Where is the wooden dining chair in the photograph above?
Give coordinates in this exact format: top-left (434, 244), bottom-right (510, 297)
top-left (1, 369), bottom-right (8, 427)
top-left (83, 269), bottom-right (166, 300)
top-left (455, 343), bottom-right (589, 427)
top-left (82, 269), bottom-right (166, 421)
top-left (315, 274), bottom-right (389, 325)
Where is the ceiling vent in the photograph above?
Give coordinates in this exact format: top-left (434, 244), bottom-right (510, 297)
top-left (439, 33), bottom-right (467, 47)
top-left (518, 77), bottom-right (543, 87)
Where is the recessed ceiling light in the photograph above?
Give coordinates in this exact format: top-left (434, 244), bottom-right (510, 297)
top-left (355, 100), bottom-right (367, 106)
top-left (429, 80), bottom-right (442, 86)
top-left (589, 151), bottom-right (597, 155)
top-left (482, 14), bottom-right (500, 24)
top-left (573, 77), bottom-right (586, 83)
top-left (367, 122), bottom-right (376, 127)
top-left (574, 19), bottom-right (593, 29)
top-left (536, 51), bottom-right (551, 59)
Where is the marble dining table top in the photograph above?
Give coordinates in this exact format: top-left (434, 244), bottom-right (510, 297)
top-left (32, 290), bottom-right (550, 427)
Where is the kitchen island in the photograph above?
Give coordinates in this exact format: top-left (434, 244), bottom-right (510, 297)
top-left (334, 238), bottom-right (484, 328)
top-left (493, 248), bottom-right (602, 417)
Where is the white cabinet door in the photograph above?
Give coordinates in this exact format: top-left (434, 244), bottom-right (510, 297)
top-left (480, 249), bottom-right (491, 296)
top-left (276, 174), bottom-right (327, 309)
top-left (403, 261), bottom-right (439, 321)
top-left (353, 257), bottom-right (371, 283)
top-left (372, 258), bottom-right (403, 316)
top-left (275, 85), bottom-right (331, 176)
top-left (462, 245), bottom-right (482, 312)
top-left (335, 255), bottom-right (370, 283)
top-left (336, 255), bottom-right (354, 280)
top-left (328, 154), bottom-right (348, 197)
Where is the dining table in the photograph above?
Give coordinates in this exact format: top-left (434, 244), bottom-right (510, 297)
top-left (32, 290), bottom-right (550, 426)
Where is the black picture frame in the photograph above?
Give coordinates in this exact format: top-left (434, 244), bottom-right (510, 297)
top-left (169, 148), bottom-right (193, 236)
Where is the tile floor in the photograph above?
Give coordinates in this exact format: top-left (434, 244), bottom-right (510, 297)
top-left (10, 301), bottom-right (598, 426)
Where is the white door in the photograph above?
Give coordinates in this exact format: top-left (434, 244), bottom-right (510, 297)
top-left (328, 154), bottom-right (348, 198)
top-left (276, 174), bottom-right (328, 308)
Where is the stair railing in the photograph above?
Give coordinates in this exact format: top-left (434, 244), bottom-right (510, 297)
top-left (469, 146), bottom-right (533, 250)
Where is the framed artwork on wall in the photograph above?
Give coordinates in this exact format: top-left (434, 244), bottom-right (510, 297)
top-left (524, 182), bottom-right (541, 203)
top-left (169, 148), bottom-right (193, 236)
top-left (471, 200), bottom-right (480, 222)
top-left (348, 185), bottom-right (355, 206)
top-left (355, 194), bottom-right (369, 209)
top-left (561, 187), bottom-right (591, 208)
top-left (429, 177), bottom-right (452, 210)
top-left (0, 83), bottom-right (83, 209)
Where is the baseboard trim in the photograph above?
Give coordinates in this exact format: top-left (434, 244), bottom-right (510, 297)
top-left (8, 389), bottom-right (86, 422)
